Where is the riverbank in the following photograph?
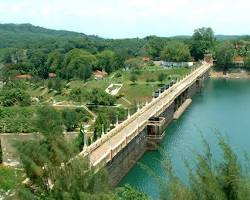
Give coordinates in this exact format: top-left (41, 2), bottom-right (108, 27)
top-left (210, 70), bottom-right (250, 79)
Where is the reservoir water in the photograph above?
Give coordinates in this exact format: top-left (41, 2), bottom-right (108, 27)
top-left (119, 79), bottom-right (250, 199)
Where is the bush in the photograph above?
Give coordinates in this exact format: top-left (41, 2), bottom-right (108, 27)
top-left (47, 78), bottom-right (64, 94)
top-left (69, 88), bottom-right (82, 102)
top-left (89, 88), bottom-right (116, 106)
top-left (130, 74), bottom-right (138, 84)
top-left (115, 72), bottom-right (122, 78)
top-left (158, 73), bottom-right (167, 83)
top-left (0, 88), bottom-right (31, 107)
top-left (146, 78), bottom-right (156, 82)
top-left (118, 184), bottom-right (149, 200)
top-left (62, 109), bottom-right (78, 131)
top-left (0, 107), bottom-right (37, 133)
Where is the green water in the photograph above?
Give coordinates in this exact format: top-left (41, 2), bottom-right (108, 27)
top-left (119, 79), bottom-right (250, 199)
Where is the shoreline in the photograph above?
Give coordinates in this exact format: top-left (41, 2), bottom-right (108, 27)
top-left (210, 70), bottom-right (250, 79)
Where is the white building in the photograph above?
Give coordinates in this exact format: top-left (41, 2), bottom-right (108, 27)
top-left (160, 61), bottom-right (194, 67)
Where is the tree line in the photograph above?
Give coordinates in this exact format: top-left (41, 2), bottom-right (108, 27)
top-left (2, 24), bottom-right (246, 83)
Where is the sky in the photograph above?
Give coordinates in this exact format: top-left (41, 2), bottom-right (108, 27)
top-left (0, 0), bottom-right (250, 39)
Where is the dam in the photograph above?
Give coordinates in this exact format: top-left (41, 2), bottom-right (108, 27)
top-left (80, 62), bottom-right (212, 185)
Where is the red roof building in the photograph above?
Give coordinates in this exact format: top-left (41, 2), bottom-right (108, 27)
top-left (143, 57), bottom-right (150, 62)
top-left (232, 56), bottom-right (244, 66)
top-left (48, 73), bottom-right (57, 78)
top-left (93, 70), bottom-right (108, 79)
top-left (15, 74), bottom-right (32, 79)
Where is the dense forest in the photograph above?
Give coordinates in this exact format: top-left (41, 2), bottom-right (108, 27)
top-left (0, 23), bottom-right (250, 83)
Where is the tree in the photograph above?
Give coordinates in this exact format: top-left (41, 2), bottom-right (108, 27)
top-left (158, 73), bottom-right (167, 83)
top-left (54, 78), bottom-right (63, 94)
top-left (130, 73), bottom-right (138, 84)
top-left (143, 36), bottom-right (164, 59)
top-left (14, 106), bottom-right (115, 200)
top-left (62, 109), bottom-right (78, 132)
top-left (89, 88), bottom-right (116, 106)
top-left (215, 42), bottom-right (234, 70)
top-left (97, 50), bottom-right (115, 73)
top-left (47, 79), bottom-right (53, 90)
top-left (111, 50), bottom-right (128, 71)
top-left (118, 184), bottom-right (149, 200)
top-left (160, 41), bottom-right (191, 62)
top-left (76, 125), bottom-right (85, 151)
top-left (191, 27), bottom-right (215, 60)
top-left (160, 138), bottom-right (250, 200)
top-left (61, 49), bottom-right (96, 80)
top-left (94, 113), bottom-right (110, 140)
top-left (46, 50), bottom-right (64, 72)
top-left (2, 49), bottom-right (12, 64)
top-left (125, 58), bottom-right (143, 70)
top-left (244, 55), bottom-right (250, 70)
top-left (35, 107), bottom-right (63, 136)
top-left (28, 49), bottom-right (48, 78)
top-left (69, 88), bottom-right (82, 102)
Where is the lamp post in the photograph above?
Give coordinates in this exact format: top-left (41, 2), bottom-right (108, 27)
top-left (102, 124), bottom-right (105, 137)
top-left (116, 114), bottom-right (119, 127)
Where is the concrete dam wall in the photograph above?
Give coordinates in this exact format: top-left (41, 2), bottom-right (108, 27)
top-left (106, 70), bottom-right (210, 186)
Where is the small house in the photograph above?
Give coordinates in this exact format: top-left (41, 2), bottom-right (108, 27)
top-left (232, 56), bottom-right (244, 66)
top-left (48, 73), bottom-right (57, 78)
top-left (143, 57), bottom-right (150, 62)
top-left (15, 74), bottom-right (32, 79)
top-left (93, 70), bottom-right (108, 79)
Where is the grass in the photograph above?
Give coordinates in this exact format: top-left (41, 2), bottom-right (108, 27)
top-left (115, 66), bottom-right (192, 104)
top-left (0, 166), bottom-right (24, 193)
top-left (119, 83), bottom-right (159, 103)
top-left (10, 66), bottom-right (193, 111)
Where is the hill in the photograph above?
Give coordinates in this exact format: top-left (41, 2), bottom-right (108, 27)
top-left (0, 23), bottom-right (103, 50)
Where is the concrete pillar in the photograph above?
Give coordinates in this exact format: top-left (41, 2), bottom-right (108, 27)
top-left (137, 103), bottom-right (140, 112)
top-left (127, 109), bottom-right (130, 119)
top-left (83, 129), bottom-right (87, 149)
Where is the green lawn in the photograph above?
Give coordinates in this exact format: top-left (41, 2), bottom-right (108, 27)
top-left (24, 66), bottom-right (192, 106)
top-left (119, 83), bottom-right (159, 103)
top-left (116, 66), bottom-right (192, 104)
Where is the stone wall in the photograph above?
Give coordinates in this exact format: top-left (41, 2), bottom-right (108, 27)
top-left (0, 132), bottom-right (78, 166)
top-left (0, 134), bottom-right (41, 165)
top-left (106, 127), bottom-right (147, 186)
top-left (159, 102), bottom-right (175, 130)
